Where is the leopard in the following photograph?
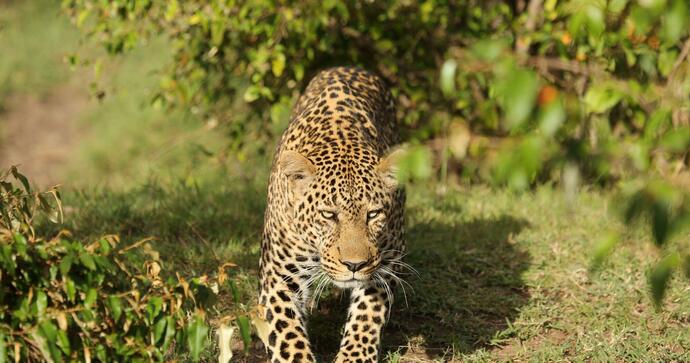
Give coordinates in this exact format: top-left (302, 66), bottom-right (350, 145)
top-left (257, 66), bottom-right (407, 363)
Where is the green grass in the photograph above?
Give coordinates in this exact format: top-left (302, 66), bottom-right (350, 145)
top-left (64, 36), bottom-right (230, 188)
top-left (4, 1), bottom-right (689, 361)
top-left (50, 174), bottom-right (690, 362)
top-left (0, 0), bottom-right (79, 104)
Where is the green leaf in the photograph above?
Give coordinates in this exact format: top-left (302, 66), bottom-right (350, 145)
top-left (186, 315), bottom-right (209, 362)
top-left (584, 85), bottom-right (622, 113)
top-left (649, 253), bottom-right (680, 308)
top-left (651, 201), bottom-right (671, 246)
top-left (471, 39), bottom-right (506, 61)
top-left (440, 59), bottom-right (457, 97)
top-left (164, 0), bottom-right (179, 21)
top-left (294, 63), bottom-right (305, 81)
top-left (98, 239), bottom-right (112, 254)
top-left (13, 234), bottom-right (28, 257)
top-left (95, 345), bottom-right (107, 362)
top-left (210, 20), bottom-right (226, 46)
top-left (146, 296), bottom-right (164, 323)
top-left (237, 315), bottom-right (252, 353)
top-left (229, 281), bottom-right (241, 304)
top-left (243, 85), bottom-right (261, 103)
top-left (36, 291), bottom-right (48, 319)
top-left (397, 146), bottom-right (433, 182)
top-left (79, 252), bottom-right (97, 271)
top-left (0, 332), bottom-right (6, 363)
top-left (644, 108), bottom-right (672, 139)
top-left (661, 0), bottom-right (688, 44)
top-left (625, 190), bottom-right (648, 224)
top-left (107, 296), bottom-right (122, 321)
top-left (590, 233), bottom-right (619, 272)
top-left (658, 50), bottom-right (678, 77)
top-left (584, 3), bottom-right (605, 37)
top-left (161, 316), bottom-right (177, 351)
top-left (538, 98), bottom-right (565, 136)
top-left (59, 254), bottom-right (73, 276)
top-left (64, 278), bottom-right (76, 302)
top-left (628, 141), bottom-right (651, 171)
top-left (13, 297), bottom-right (30, 322)
top-left (56, 330), bottom-right (70, 355)
top-left (10, 167), bottom-right (31, 194)
top-left (76, 9), bottom-right (91, 27)
top-left (493, 136), bottom-right (547, 190)
top-left (271, 52), bottom-right (286, 77)
top-left (609, 0), bottom-right (628, 13)
top-left (38, 321), bottom-right (62, 362)
top-left (84, 288), bottom-right (98, 309)
top-left (660, 128), bottom-right (690, 152)
top-left (496, 68), bottom-right (539, 129)
top-left (153, 316), bottom-right (168, 344)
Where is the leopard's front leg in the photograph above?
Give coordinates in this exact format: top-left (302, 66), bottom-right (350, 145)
top-left (334, 283), bottom-right (392, 363)
top-left (259, 281), bottom-right (316, 362)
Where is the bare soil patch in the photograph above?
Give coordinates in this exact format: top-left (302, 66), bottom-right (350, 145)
top-left (0, 82), bottom-right (89, 187)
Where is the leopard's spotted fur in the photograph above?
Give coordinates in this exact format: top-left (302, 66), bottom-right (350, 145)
top-left (259, 66), bottom-right (406, 362)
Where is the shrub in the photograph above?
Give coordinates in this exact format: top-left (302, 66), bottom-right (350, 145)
top-left (61, 0), bottom-right (516, 150)
top-left (61, 1), bottom-right (689, 180)
top-left (0, 167), bottom-right (242, 361)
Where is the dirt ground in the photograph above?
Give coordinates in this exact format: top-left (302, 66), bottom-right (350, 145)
top-left (0, 82), bottom-right (89, 187)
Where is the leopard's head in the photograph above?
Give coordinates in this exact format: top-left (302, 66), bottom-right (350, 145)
top-left (279, 147), bottom-right (403, 288)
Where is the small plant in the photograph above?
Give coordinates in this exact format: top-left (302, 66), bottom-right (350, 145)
top-left (0, 167), bottom-right (243, 361)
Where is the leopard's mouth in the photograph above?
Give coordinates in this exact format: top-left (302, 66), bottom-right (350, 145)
top-left (325, 260), bottom-right (381, 287)
top-left (331, 278), bottom-right (366, 289)
top-left (329, 269), bottom-right (377, 288)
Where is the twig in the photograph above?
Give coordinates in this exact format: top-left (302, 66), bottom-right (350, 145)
top-left (118, 237), bottom-right (157, 254)
top-left (526, 56), bottom-right (606, 77)
top-left (524, 0), bottom-right (543, 32)
top-left (666, 37), bottom-right (690, 88)
top-left (187, 222), bottom-right (222, 264)
top-left (516, 0), bottom-right (543, 54)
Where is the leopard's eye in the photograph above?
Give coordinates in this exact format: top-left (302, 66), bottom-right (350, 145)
top-left (367, 209), bottom-right (383, 221)
top-left (319, 210), bottom-right (337, 220)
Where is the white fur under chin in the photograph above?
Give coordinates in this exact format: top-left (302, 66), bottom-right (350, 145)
top-left (331, 279), bottom-right (365, 289)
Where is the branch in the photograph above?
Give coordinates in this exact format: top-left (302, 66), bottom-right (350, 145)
top-left (516, 0), bottom-right (543, 54)
top-left (666, 37), bottom-right (690, 88)
top-left (526, 56), bottom-right (606, 77)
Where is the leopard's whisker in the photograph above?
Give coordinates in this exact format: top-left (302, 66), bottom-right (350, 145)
top-left (280, 265), bottom-right (318, 285)
top-left (381, 266), bottom-right (412, 304)
top-left (309, 271), bottom-right (324, 300)
top-left (381, 276), bottom-right (394, 320)
top-left (374, 273), bottom-right (393, 316)
top-left (311, 273), bottom-right (331, 311)
top-left (297, 268), bottom-right (324, 303)
top-left (384, 260), bottom-right (419, 278)
top-left (378, 266), bottom-right (411, 308)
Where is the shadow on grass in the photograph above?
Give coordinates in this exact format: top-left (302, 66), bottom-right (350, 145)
top-left (48, 181), bottom-right (530, 361)
top-left (43, 177), bottom-right (268, 276)
top-left (307, 201), bottom-right (531, 361)
top-left (389, 209), bottom-right (530, 359)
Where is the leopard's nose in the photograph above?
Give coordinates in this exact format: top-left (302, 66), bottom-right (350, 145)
top-left (340, 259), bottom-right (368, 272)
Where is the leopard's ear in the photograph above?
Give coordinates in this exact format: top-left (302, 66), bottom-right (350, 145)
top-left (376, 146), bottom-right (406, 189)
top-left (279, 150), bottom-right (315, 191)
